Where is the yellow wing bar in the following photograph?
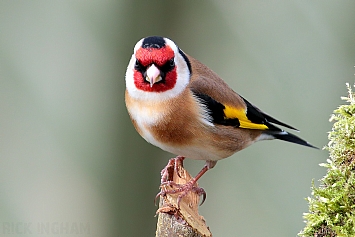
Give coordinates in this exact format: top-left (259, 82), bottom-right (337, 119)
top-left (223, 105), bottom-right (268, 130)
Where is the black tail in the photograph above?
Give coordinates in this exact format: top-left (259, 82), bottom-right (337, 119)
top-left (239, 95), bottom-right (317, 149)
top-left (265, 130), bottom-right (318, 149)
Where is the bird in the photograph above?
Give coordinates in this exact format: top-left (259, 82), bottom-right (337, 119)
top-left (125, 36), bottom-right (316, 204)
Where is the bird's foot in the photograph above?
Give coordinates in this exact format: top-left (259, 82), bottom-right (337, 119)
top-left (158, 179), bottom-right (206, 207)
top-left (156, 156), bottom-right (206, 207)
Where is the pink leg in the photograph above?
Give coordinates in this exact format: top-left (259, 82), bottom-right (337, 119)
top-left (157, 156), bottom-right (211, 207)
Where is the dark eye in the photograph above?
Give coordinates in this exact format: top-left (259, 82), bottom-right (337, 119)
top-left (161, 58), bottom-right (175, 72)
top-left (169, 58), bottom-right (175, 67)
top-left (134, 59), bottom-right (145, 71)
top-left (134, 59), bottom-right (140, 69)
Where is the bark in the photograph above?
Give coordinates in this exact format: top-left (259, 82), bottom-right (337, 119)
top-left (155, 158), bottom-right (212, 237)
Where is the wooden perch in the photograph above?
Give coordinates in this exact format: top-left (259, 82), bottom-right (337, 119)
top-left (155, 157), bottom-right (212, 237)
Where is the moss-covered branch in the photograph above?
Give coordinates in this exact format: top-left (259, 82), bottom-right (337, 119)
top-left (299, 83), bottom-right (355, 236)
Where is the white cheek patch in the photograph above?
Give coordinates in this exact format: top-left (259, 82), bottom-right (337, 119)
top-left (125, 55), bottom-right (138, 94)
top-left (125, 37), bottom-right (191, 102)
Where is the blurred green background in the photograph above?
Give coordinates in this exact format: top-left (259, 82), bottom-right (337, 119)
top-left (1, 1), bottom-right (354, 236)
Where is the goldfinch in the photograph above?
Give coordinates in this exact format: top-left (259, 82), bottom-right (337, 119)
top-left (125, 36), bottom-right (316, 203)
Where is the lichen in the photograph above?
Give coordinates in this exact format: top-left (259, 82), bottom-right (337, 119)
top-left (299, 83), bottom-right (355, 237)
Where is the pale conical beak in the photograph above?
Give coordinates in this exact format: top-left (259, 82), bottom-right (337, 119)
top-left (146, 64), bottom-right (161, 87)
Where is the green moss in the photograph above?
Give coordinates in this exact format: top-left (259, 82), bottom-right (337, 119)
top-left (299, 83), bottom-right (355, 237)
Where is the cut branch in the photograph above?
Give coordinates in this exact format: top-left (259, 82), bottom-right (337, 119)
top-left (155, 157), bottom-right (212, 237)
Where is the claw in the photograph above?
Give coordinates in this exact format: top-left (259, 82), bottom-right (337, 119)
top-left (154, 191), bottom-right (162, 206)
top-left (200, 191), bottom-right (206, 206)
top-left (155, 156), bottom-right (210, 208)
top-left (158, 180), bottom-right (206, 208)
